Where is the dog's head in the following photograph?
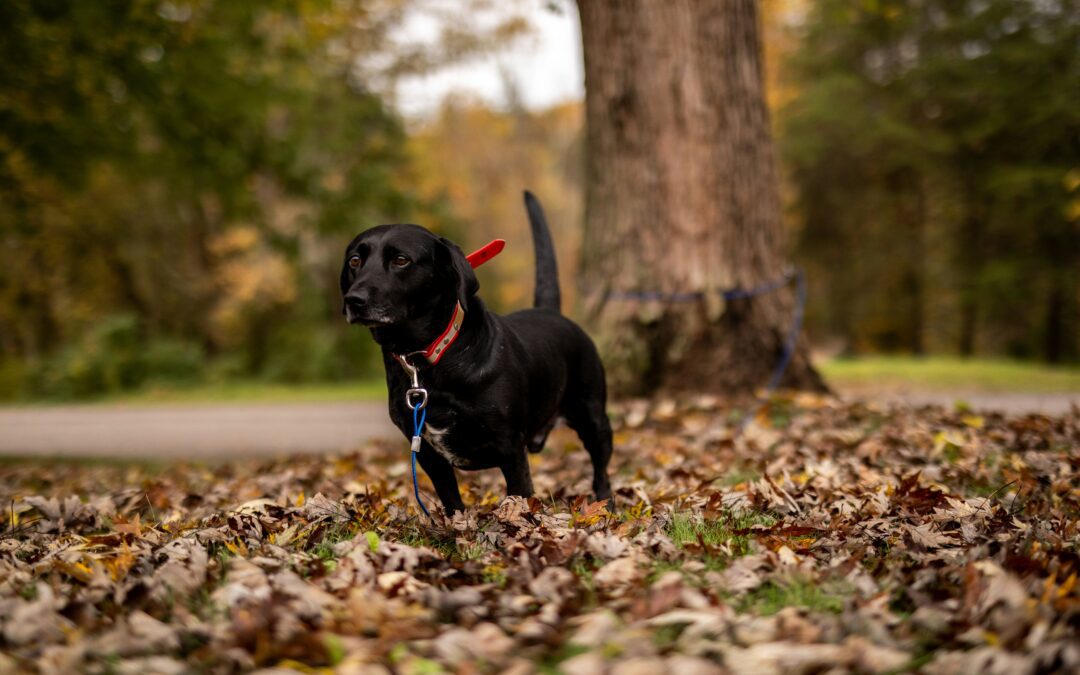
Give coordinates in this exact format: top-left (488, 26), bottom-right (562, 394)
top-left (340, 224), bottom-right (478, 327)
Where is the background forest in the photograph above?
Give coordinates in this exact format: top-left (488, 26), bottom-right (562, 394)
top-left (0, 0), bottom-right (1076, 400)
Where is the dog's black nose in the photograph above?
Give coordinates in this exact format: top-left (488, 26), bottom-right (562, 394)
top-left (344, 290), bottom-right (369, 310)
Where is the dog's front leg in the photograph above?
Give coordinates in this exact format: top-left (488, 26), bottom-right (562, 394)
top-left (416, 443), bottom-right (466, 514)
top-left (499, 451), bottom-right (535, 498)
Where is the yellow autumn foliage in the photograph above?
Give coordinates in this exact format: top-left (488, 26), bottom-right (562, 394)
top-left (208, 225), bottom-right (298, 348)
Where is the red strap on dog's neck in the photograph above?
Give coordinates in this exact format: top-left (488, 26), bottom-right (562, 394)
top-left (466, 239), bottom-right (505, 268)
top-left (396, 240), bottom-right (503, 368)
top-left (398, 300), bottom-right (465, 367)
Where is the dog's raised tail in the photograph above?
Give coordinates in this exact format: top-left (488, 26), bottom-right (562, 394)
top-left (524, 190), bottom-right (561, 313)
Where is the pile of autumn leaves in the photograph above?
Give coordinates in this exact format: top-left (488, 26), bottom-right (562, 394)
top-left (1, 395), bottom-right (1078, 674)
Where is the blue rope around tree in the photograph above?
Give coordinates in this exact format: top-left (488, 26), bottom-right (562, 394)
top-left (764, 269), bottom-right (806, 393)
top-left (603, 269), bottom-right (808, 431)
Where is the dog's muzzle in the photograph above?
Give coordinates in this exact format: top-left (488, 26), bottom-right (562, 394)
top-left (344, 293), bottom-right (393, 325)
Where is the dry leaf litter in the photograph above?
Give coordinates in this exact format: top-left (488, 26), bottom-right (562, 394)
top-left (1, 394), bottom-right (1078, 674)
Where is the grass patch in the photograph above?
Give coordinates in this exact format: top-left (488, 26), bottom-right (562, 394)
top-left (397, 525), bottom-right (463, 560)
top-left (665, 509), bottom-right (777, 557)
top-left (6, 379), bottom-right (387, 408)
top-left (569, 557), bottom-right (599, 586)
top-left (739, 579), bottom-right (850, 615)
top-left (652, 622), bottom-right (686, 650)
top-left (311, 541), bottom-right (338, 562)
top-left (666, 510), bottom-right (775, 570)
top-left (538, 644), bottom-right (590, 675)
top-left (820, 356), bottom-right (1080, 393)
top-left (649, 560), bottom-right (688, 582)
top-left (481, 564), bottom-right (508, 587)
top-left (720, 466), bottom-right (760, 487)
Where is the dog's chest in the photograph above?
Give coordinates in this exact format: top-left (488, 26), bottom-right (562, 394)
top-left (418, 413), bottom-right (502, 469)
top-left (421, 424), bottom-right (468, 467)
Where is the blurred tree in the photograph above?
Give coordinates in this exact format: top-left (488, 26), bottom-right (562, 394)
top-left (407, 98), bottom-right (584, 314)
top-left (576, 0), bottom-right (825, 395)
top-left (0, 0), bottom-right (528, 398)
top-left (0, 1), bottom-right (406, 364)
top-left (781, 0), bottom-right (1079, 361)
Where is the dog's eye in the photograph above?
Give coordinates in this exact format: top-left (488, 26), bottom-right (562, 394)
top-left (348, 256), bottom-right (361, 269)
top-left (391, 255), bottom-right (410, 268)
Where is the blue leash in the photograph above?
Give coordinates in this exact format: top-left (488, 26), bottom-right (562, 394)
top-left (396, 354), bottom-right (433, 519)
top-left (410, 401), bottom-right (432, 518)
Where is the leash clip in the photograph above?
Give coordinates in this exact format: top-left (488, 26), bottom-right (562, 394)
top-left (396, 353), bottom-right (421, 388)
top-left (396, 354), bottom-right (428, 410)
top-left (406, 387), bottom-right (428, 411)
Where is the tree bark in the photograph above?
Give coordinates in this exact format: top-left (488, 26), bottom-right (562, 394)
top-left (576, 0), bottom-right (824, 396)
top-left (957, 175), bottom-right (984, 357)
top-left (890, 168), bottom-right (926, 355)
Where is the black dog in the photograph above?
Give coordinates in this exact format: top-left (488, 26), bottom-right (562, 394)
top-left (340, 192), bottom-right (612, 514)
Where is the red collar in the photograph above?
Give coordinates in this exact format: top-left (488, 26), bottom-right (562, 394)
top-left (394, 238), bottom-right (504, 368)
top-left (398, 300), bottom-right (465, 366)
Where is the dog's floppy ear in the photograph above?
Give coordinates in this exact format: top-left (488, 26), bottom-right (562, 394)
top-left (437, 236), bottom-right (479, 307)
top-left (340, 234), bottom-right (364, 315)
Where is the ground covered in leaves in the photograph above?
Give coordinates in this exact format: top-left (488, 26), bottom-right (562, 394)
top-left (1, 395), bottom-right (1078, 674)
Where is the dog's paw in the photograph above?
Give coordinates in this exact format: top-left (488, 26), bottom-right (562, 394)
top-left (596, 494), bottom-right (617, 515)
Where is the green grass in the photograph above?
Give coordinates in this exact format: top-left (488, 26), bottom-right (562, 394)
top-left (10, 356), bottom-right (1073, 408)
top-left (738, 578), bottom-right (850, 615)
top-left (7, 379), bottom-right (387, 408)
top-left (720, 466), bottom-right (761, 487)
top-left (11, 356), bottom-right (1073, 408)
top-left (820, 356), bottom-right (1080, 393)
top-left (665, 510), bottom-right (775, 570)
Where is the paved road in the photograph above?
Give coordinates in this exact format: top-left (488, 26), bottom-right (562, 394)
top-left (0, 402), bottom-right (398, 460)
top-left (0, 391), bottom-right (1074, 459)
top-left (841, 390), bottom-right (1078, 417)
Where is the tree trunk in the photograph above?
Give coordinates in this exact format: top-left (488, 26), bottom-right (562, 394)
top-left (957, 176), bottom-right (984, 357)
top-left (1043, 281), bottom-right (1064, 364)
top-left (576, 0), bottom-right (824, 396)
top-left (891, 168), bottom-right (926, 355)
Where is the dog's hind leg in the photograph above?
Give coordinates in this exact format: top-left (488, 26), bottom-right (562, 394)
top-left (564, 397), bottom-right (613, 502)
top-left (417, 444), bottom-right (466, 514)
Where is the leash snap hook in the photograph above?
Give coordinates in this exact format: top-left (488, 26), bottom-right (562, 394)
top-left (406, 387), bottom-right (428, 411)
top-left (395, 353), bottom-right (422, 389)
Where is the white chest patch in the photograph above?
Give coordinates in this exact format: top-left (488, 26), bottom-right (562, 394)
top-left (422, 424), bottom-right (466, 467)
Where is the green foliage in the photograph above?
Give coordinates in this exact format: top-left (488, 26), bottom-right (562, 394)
top-left (0, 0), bottom-right (415, 399)
top-left (780, 0), bottom-right (1079, 362)
top-left (24, 314), bottom-right (204, 399)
